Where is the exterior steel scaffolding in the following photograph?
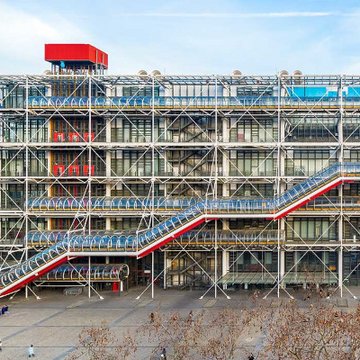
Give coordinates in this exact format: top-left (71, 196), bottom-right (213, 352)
top-left (1, 72), bottom-right (360, 299)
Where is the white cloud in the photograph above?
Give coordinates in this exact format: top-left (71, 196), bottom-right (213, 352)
top-left (115, 12), bottom-right (335, 18)
top-left (0, 2), bottom-right (87, 73)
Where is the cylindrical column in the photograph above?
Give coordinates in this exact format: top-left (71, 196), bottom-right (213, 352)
top-left (222, 250), bottom-right (229, 289)
top-left (151, 251), bottom-right (155, 299)
top-left (88, 256), bottom-right (91, 298)
top-left (338, 75), bottom-right (344, 298)
top-left (151, 75), bottom-right (155, 299)
top-left (338, 220), bottom-right (343, 297)
top-left (88, 75), bottom-right (92, 299)
top-left (163, 251), bottom-right (167, 290)
top-left (25, 76), bottom-right (29, 299)
top-left (280, 250), bottom-right (285, 285)
top-left (214, 76), bottom-right (218, 298)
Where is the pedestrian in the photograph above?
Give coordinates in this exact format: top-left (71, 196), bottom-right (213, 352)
top-left (150, 312), bottom-right (154, 323)
top-left (1, 306), bottom-right (5, 315)
top-left (28, 344), bottom-right (35, 357)
top-left (160, 347), bottom-right (167, 360)
top-left (0, 338), bottom-right (2, 351)
top-left (187, 310), bottom-right (193, 324)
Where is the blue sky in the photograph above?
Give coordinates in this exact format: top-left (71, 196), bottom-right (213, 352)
top-left (1, 0), bottom-right (360, 74)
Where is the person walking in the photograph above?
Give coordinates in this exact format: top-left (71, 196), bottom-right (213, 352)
top-left (160, 347), bottom-right (167, 360)
top-left (28, 344), bottom-right (35, 357)
top-left (187, 310), bottom-right (193, 324)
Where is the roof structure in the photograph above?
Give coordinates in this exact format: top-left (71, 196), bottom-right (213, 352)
top-left (44, 44), bottom-right (108, 69)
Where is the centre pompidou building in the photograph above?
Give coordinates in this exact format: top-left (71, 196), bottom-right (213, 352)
top-left (0, 43), bottom-right (359, 300)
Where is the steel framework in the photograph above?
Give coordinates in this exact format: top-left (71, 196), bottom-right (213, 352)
top-left (1, 73), bottom-right (360, 299)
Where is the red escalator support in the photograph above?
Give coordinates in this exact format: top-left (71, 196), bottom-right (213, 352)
top-left (138, 217), bottom-right (215, 259)
top-left (0, 255), bottom-right (72, 297)
top-left (274, 178), bottom-right (348, 220)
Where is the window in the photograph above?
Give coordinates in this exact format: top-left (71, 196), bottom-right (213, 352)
top-left (229, 150), bottom-right (277, 176)
top-left (285, 149), bottom-right (337, 176)
top-left (286, 218), bottom-right (337, 241)
top-left (123, 86), bottom-right (159, 97)
top-left (229, 118), bottom-right (277, 143)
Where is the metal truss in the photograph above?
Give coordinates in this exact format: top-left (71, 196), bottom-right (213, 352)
top-left (1, 74), bottom-right (360, 299)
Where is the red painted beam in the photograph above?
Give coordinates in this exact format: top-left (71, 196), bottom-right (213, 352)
top-left (138, 217), bottom-right (213, 259)
top-left (0, 255), bottom-right (71, 298)
top-left (274, 179), bottom-right (346, 220)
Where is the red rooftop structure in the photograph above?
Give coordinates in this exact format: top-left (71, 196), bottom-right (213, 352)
top-left (45, 44), bottom-right (108, 73)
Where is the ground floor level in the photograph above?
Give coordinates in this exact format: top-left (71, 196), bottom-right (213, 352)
top-left (24, 248), bottom-right (360, 304)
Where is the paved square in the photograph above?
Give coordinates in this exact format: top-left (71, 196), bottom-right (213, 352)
top-left (0, 286), bottom-right (359, 359)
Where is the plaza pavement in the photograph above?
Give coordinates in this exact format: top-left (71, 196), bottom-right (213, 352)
top-left (0, 285), bottom-right (359, 359)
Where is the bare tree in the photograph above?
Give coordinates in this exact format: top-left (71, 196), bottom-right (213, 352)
top-left (198, 307), bottom-right (267, 360)
top-left (262, 302), bottom-right (360, 360)
top-left (66, 298), bottom-right (360, 360)
top-left (66, 321), bottom-right (137, 360)
top-left (142, 306), bottom-right (266, 360)
top-left (141, 310), bottom-right (205, 359)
